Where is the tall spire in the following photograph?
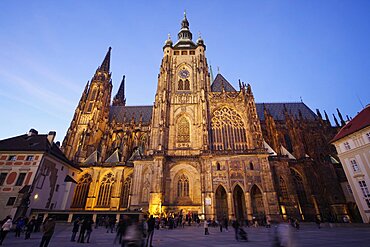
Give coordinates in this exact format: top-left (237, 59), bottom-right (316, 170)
top-left (336, 108), bottom-right (346, 126)
top-left (113, 75), bottom-right (126, 106)
top-left (175, 12), bottom-right (196, 48)
top-left (99, 47), bottom-right (112, 72)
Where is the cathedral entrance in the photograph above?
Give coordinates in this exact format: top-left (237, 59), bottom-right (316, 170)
top-left (233, 185), bottom-right (246, 222)
top-left (215, 185), bottom-right (228, 221)
top-left (251, 185), bottom-right (265, 225)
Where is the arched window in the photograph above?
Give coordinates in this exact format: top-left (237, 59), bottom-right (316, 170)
top-left (249, 162), bottom-right (254, 170)
top-left (177, 174), bottom-right (189, 197)
top-left (216, 162), bottom-right (221, 171)
top-left (290, 169), bottom-right (307, 204)
top-left (211, 107), bottom-right (247, 151)
top-left (71, 173), bottom-right (92, 208)
top-left (178, 80), bottom-right (184, 90)
top-left (96, 173), bottom-right (115, 207)
top-left (280, 177), bottom-right (289, 200)
top-left (120, 176), bottom-right (132, 208)
top-left (177, 117), bottom-right (190, 143)
top-left (184, 79), bottom-right (190, 90)
top-left (90, 88), bottom-right (97, 100)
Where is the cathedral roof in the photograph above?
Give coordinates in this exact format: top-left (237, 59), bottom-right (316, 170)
top-left (109, 105), bottom-right (153, 124)
top-left (256, 102), bottom-right (317, 121)
top-left (211, 73), bottom-right (237, 92)
top-left (331, 104), bottom-right (370, 143)
top-left (109, 102), bottom-right (316, 124)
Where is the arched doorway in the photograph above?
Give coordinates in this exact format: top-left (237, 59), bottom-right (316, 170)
top-left (251, 185), bottom-right (265, 224)
top-left (233, 184), bottom-right (246, 222)
top-left (215, 185), bottom-right (228, 221)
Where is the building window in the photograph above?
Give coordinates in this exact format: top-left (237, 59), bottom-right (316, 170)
top-left (61, 166), bottom-right (64, 171)
top-left (55, 184), bottom-right (59, 192)
top-left (174, 51), bottom-right (179, 55)
top-left (96, 173), bottom-right (115, 207)
top-left (190, 51), bottom-right (195, 55)
top-left (71, 173), bottom-right (92, 208)
top-left (36, 175), bottom-right (46, 189)
top-left (350, 159), bottom-right (360, 172)
top-left (120, 176), bottom-right (132, 208)
top-left (87, 102), bottom-right (93, 113)
top-left (280, 177), bottom-right (289, 200)
top-left (249, 162), bottom-right (254, 170)
top-left (177, 117), bottom-right (190, 143)
top-left (358, 180), bottom-right (370, 198)
top-left (0, 173), bottom-right (8, 186)
top-left (7, 155), bottom-right (16, 161)
top-left (177, 174), bottom-right (189, 197)
top-left (184, 79), bottom-right (190, 90)
top-left (366, 199), bottom-right (370, 208)
top-left (181, 51), bottom-right (187, 55)
top-left (366, 132), bottom-right (370, 142)
top-left (6, 197), bottom-right (16, 206)
top-left (344, 142), bottom-right (351, 150)
top-left (178, 79), bottom-right (184, 90)
top-left (216, 163), bottom-right (221, 171)
top-left (15, 173), bottom-right (26, 186)
top-left (26, 155), bottom-right (34, 161)
top-left (347, 184), bottom-right (353, 194)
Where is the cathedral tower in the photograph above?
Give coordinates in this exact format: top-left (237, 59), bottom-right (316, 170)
top-left (62, 47), bottom-right (113, 162)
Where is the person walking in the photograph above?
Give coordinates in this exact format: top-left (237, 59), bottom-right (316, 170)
top-left (232, 220), bottom-right (240, 241)
top-left (223, 217), bottom-right (229, 232)
top-left (0, 218), bottom-right (12, 245)
top-left (71, 218), bottom-right (80, 242)
top-left (77, 218), bottom-right (88, 243)
top-left (204, 219), bottom-right (210, 235)
top-left (219, 219), bottom-right (223, 232)
top-left (25, 216), bottom-right (36, 240)
top-left (84, 219), bottom-right (93, 243)
top-left (15, 217), bottom-right (25, 238)
top-left (315, 216), bottom-right (321, 229)
top-left (39, 217), bottom-right (56, 247)
top-left (146, 215), bottom-right (155, 247)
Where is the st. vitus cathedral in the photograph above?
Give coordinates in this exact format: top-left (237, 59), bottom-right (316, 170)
top-left (62, 14), bottom-right (356, 223)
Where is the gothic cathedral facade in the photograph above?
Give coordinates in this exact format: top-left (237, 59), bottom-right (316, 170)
top-left (62, 15), bottom-right (353, 223)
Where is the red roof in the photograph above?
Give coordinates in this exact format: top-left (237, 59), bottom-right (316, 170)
top-left (331, 105), bottom-right (370, 143)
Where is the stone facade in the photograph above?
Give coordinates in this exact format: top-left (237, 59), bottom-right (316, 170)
top-left (62, 14), bottom-right (354, 223)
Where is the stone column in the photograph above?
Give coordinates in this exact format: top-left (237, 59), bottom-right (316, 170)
top-left (245, 192), bottom-right (253, 221)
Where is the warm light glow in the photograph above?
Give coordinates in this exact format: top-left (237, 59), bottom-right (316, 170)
top-left (280, 205), bottom-right (286, 215)
top-left (34, 194), bottom-right (39, 199)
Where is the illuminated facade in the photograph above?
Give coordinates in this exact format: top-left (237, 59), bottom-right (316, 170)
top-left (62, 14), bottom-right (354, 222)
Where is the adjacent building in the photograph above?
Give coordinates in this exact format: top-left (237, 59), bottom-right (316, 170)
top-left (0, 129), bottom-right (80, 220)
top-left (332, 105), bottom-right (370, 223)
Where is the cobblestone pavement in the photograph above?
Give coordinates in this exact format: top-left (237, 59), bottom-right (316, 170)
top-left (1, 223), bottom-right (370, 247)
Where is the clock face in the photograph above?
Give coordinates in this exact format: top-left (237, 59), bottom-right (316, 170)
top-left (179, 69), bottom-right (190, 79)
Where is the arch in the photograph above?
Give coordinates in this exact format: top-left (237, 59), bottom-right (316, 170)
top-left (211, 106), bottom-right (247, 151)
top-left (120, 175), bottom-right (132, 208)
top-left (71, 173), bottom-right (92, 208)
top-left (178, 79), bottom-right (184, 90)
top-left (249, 161), bottom-right (254, 170)
top-left (215, 185), bottom-right (228, 221)
top-left (216, 162), bottom-right (221, 171)
top-left (233, 184), bottom-right (246, 222)
top-left (96, 172), bottom-right (115, 207)
top-left (177, 116), bottom-right (190, 143)
top-left (290, 169), bottom-right (308, 207)
top-left (251, 184), bottom-right (265, 224)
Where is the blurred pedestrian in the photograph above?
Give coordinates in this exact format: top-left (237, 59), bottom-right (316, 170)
top-left (71, 218), bottom-right (80, 242)
top-left (25, 216), bottom-right (36, 239)
top-left (39, 217), bottom-right (55, 247)
top-left (0, 217), bottom-right (12, 245)
top-left (84, 219), bottom-right (93, 243)
top-left (146, 215), bottom-right (155, 247)
top-left (204, 220), bottom-right (209, 235)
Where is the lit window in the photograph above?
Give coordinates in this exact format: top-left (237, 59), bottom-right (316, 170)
top-left (344, 142), bottom-right (351, 150)
top-left (6, 197), bottom-right (16, 206)
top-left (0, 173), bottom-right (8, 186)
top-left (350, 159), bottom-right (360, 172)
top-left (26, 155), bottom-right (34, 161)
top-left (15, 173), bottom-right (26, 186)
top-left (7, 155), bottom-right (16, 161)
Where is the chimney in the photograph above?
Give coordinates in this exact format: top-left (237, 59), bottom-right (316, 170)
top-left (47, 131), bottom-right (56, 144)
top-left (28, 129), bottom-right (38, 136)
top-left (55, 141), bottom-right (60, 148)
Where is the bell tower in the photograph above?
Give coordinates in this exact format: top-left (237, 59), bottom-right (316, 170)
top-left (62, 47), bottom-right (113, 162)
top-left (149, 13), bottom-right (211, 155)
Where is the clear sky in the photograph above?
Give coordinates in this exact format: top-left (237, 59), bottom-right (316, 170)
top-left (0, 0), bottom-right (369, 141)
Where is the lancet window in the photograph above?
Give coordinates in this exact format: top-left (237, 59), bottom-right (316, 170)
top-left (177, 117), bottom-right (190, 143)
top-left (96, 173), bottom-right (115, 207)
top-left (120, 176), bottom-right (132, 208)
top-left (211, 107), bottom-right (247, 150)
top-left (279, 177), bottom-right (289, 200)
top-left (71, 173), bottom-right (92, 208)
top-left (290, 169), bottom-right (308, 204)
top-left (178, 80), bottom-right (184, 90)
top-left (177, 174), bottom-right (189, 197)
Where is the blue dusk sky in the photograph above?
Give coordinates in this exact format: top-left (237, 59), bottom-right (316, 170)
top-left (0, 0), bottom-right (369, 141)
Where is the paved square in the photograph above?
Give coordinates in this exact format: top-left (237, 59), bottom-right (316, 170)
top-left (1, 223), bottom-right (370, 247)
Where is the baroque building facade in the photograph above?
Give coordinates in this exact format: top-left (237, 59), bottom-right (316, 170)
top-left (62, 14), bottom-right (354, 223)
